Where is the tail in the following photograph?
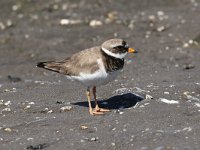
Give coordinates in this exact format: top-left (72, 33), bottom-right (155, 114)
top-left (37, 61), bottom-right (62, 73)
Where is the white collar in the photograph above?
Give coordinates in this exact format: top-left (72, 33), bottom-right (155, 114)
top-left (101, 47), bottom-right (127, 59)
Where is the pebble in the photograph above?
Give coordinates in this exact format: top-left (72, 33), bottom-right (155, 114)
top-left (28, 102), bottom-right (35, 105)
top-left (183, 92), bottom-right (200, 102)
top-left (111, 142), bottom-right (116, 146)
top-left (60, 106), bottom-right (72, 112)
top-left (6, 20), bottom-right (13, 27)
top-left (80, 125), bottom-right (88, 130)
top-left (164, 91), bottom-right (169, 94)
top-left (148, 15), bottom-right (156, 22)
top-left (4, 101), bottom-right (11, 106)
top-left (4, 128), bottom-right (12, 132)
top-left (0, 22), bottom-right (6, 30)
top-left (183, 64), bottom-right (195, 70)
top-left (119, 111), bottom-right (124, 115)
top-left (89, 20), bottom-right (103, 27)
top-left (159, 98), bottom-right (179, 104)
top-left (106, 11), bottom-right (118, 23)
top-left (90, 137), bottom-right (98, 141)
top-left (47, 110), bottom-right (53, 114)
top-left (27, 138), bottom-right (34, 141)
top-left (157, 11), bottom-right (164, 16)
top-left (24, 105), bottom-right (31, 110)
top-left (157, 26), bottom-right (166, 32)
top-left (41, 107), bottom-right (49, 113)
top-left (60, 19), bottom-right (82, 25)
top-left (146, 94), bottom-right (153, 99)
top-left (2, 107), bottom-right (11, 112)
top-left (0, 99), bottom-right (4, 105)
top-left (12, 4), bottom-right (21, 11)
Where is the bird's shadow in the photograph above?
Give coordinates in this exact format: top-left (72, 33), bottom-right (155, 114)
top-left (73, 93), bottom-right (144, 110)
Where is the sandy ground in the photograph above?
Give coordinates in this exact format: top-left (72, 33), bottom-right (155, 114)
top-left (0, 0), bottom-right (200, 149)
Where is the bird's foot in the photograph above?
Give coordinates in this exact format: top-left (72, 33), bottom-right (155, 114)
top-left (89, 109), bottom-right (104, 115)
top-left (95, 106), bottom-right (110, 112)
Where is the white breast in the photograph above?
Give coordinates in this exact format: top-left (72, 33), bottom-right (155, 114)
top-left (67, 58), bottom-right (121, 87)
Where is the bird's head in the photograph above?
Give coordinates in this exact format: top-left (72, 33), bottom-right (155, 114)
top-left (101, 39), bottom-right (137, 59)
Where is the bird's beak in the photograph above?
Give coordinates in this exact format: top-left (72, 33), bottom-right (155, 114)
top-left (128, 48), bottom-right (138, 53)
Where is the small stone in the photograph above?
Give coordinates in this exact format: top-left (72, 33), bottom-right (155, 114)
top-left (2, 108), bottom-right (11, 112)
top-left (60, 19), bottom-right (82, 25)
top-left (157, 11), bottom-right (164, 16)
top-left (183, 43), bottom-right (189, 48)
top-left (164, 91), bottom-right (169, 94)
top-left (111, 142), bottom-right (116, 146)
top-left (0, 22), bottom-right (6, 30)
top-left (0, 99), bottom-right (4, 105)
top-left (90, 137), bottom-right (97, 141)
top-left (183, 64), bottom-right (195, 70)
top-left (12, 4), bottom-right (21, 11)
top-left (4, 128), bottom-right (12, 132)
top-left (148, 15), bottom-right (156, 21)
top-left (4, 101), bottom-right (11, 106)
top-left (24, 105), bottom-right (31, 110)
top-left (107, 11), bottom-right (118, 20)
top-left (56, 101), bottom-right (64, 104)
top-left (7, 75), bottom-right (21, 82)
top-left (159, 98), bottom-right (179, 104)
top-left (89, 20), bottom-right (103, 27)
top-left (157, 26), bottom-right (166, 32)
top-left (188, 40), bottom-right (194, 44)
top-left (146, 94), bottom-right (153, 99)
top-left (27, 138), bottom-right (34, 141)
top-left (41, 107), bottom-right (49, 113)
top-left (47, 110), bottom-right (53, 114)
top-left (80, 125), bottom-right (88, 130)
top-left (119, 111), bottom-right (124, 115)
top-left (60, 106), bottom-right (72, 112)
top-left (28, 102), bottom-right (35, 105)
top-left (6, 20), bottom-right (13, 27)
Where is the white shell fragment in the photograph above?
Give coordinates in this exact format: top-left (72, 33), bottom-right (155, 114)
top-left (89, 20), bottom-right (103, 27)
top-left (60, 19), bottom-right (82, 25)
top-left (60, 106), bottom-right (72, 112)
top-left (159, 98), bottom-right (179, 104)
top-left (4, 128), bottom-right (12, 132)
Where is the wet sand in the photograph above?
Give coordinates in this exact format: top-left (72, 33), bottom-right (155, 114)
top-left (0, 0), bottom-right (200, 149)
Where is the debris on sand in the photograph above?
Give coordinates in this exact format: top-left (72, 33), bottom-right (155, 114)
top-left (60, 106), bottom-right (72, 112)
top-left (7, 75), bottom-right (22, 82)
top-left (27, 143), bottom-right (49, 150)
top-left (183, 64), bottom-right (195, 70)
top-left (158, 98), bottom-right (179, 104)
top-left (60, 19), bottom-right (82, 26)
top-left (90, 137), bottom-right (98, 142)
top-left (4, 127), bottom-right (12, 132)
top-left (89, 20), bottom-right (103, 27)
top-left (4, 100), bottom-right (11, 106)
top-left (2, 107), bottom-right (11, 112)
top-left (156, 25), bottom-right (168, 32)
top-left (146, 94), bottom-right (153, 99)
top-left (80, 125), bottom-right (88, 130)
top-left (40, 107), bottom-right (53, 114)
top-left (105, 11), bottom-right (118, 23)
top-left (183, 91), bottom-right (200, 102)
top-left (0, 99), bottom-right (4, 105)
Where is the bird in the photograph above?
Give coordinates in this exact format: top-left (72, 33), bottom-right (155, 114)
top-left (37, 38), bottom-right (137, 115)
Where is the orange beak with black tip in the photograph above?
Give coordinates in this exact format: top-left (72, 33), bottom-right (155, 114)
top-left (128, 48), bottom-right (138, 53)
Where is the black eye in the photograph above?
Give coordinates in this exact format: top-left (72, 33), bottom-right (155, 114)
top-left (116, 46), bottom-right (124, 49)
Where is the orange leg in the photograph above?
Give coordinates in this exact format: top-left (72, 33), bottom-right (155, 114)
top-left (86, 87), bottom-right (103, 115)
top-left (92, 86), bottom-right (110, 113)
